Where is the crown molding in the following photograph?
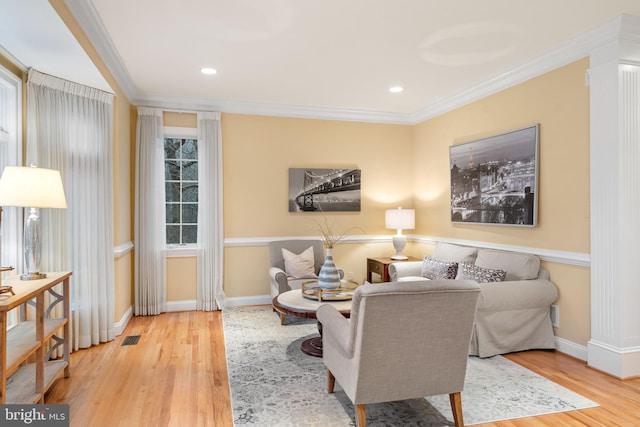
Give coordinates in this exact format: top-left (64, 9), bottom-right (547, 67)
top-left (410, 14), bottom-right (632, 123)
top-left (64, 0), bottom-right (138, 101)
top-left (0, 45), bottom-right (27, 73)
top-left (65, 3), bottom-right (635, 125)
top-left (137, 95), bottom-right (416, 125)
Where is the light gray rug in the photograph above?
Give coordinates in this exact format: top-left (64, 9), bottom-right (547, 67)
top-left (223, 305), bottom-right (597, 426)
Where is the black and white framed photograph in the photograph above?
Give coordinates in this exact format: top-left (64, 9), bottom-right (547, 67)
top-left (288, 168), bottom-right (361, 212)
top-left (449, 124), bottom-right (539, 226)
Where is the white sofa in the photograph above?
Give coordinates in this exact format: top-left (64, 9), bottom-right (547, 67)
top-left (388, 242), bottom-right (558, 358)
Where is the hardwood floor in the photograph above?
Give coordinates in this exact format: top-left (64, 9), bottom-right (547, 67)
top-left (45, 310), bottom-right (640, 426)
top-left (46, 310), bottom-right (232, 427)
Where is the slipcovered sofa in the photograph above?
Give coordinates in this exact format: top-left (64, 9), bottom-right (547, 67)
top-left (388, 242), bottom-right (558, 358)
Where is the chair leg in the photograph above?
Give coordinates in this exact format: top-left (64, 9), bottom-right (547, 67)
top-left (327, 370), bottom-right (336, 393)
top-left (449, 392), bottom-right (464, 427)
top-left (355, 404), bottom-right (366, 427)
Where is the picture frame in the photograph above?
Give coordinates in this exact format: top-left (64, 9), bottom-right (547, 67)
top-left (288, 168), bottom-right (361, 212)
top-left (449, 124), bottom-right (539, 226)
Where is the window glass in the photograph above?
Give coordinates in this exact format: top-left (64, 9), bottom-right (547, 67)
top-left (164, 136), bottom-right (198, 245)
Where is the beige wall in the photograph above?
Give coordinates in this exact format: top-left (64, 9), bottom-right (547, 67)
top-left (162, 60), bottom-right (592, 348)
top-left (6, 4), bottom-right (593, 346)
top-left (412, 58), bottom-right (591, 345)
top-left (413, 59), bottom-right (590, 252)
top-left (222, 114), bottom-right (414, 296)
top-left (163, 112), bottom-right (413, 299)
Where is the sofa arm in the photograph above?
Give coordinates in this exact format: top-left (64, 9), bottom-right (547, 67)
top-left (317, 304), bottom-right (354, 358)
top-left (477, 279), bottom-right (558, 311)
top-left (388, 261), bottom-right (423, 282)
top-left (268, 267), bottom-right (289, 296)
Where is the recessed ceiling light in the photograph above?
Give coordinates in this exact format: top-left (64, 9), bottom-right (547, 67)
top-left (389, 86), bottom-right (403, 93)
top-left (201, 67), bottom-right (217, 75)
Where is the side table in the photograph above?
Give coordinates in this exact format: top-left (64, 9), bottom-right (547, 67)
top-left (366, 256), bottom-right (421, 283)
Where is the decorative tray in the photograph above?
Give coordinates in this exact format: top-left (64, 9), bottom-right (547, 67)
top-left (0, 285), bottom-right (14, 296)
top-left (301, 280), bottom-right (358, 301)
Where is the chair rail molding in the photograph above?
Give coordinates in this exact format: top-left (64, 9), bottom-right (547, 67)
top-left (113, 241), bottom-right (134, 258)
top-left (225, 235), bottom-right (589, 268)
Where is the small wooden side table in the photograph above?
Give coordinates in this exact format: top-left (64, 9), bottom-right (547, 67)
top-left (367, 256), bottom-right (421, 283)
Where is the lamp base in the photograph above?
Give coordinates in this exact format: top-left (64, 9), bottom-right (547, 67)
top-left (390, 255), bottom-right (409, 260)
top-left (20, 272), bottom-right (47, 281)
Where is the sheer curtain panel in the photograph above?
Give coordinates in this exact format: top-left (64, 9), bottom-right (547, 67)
top-left (134, 107), bottom-right (166, 315)
top-left (196, 112), bottom-right (225, 310)
top-left (26, 69), bottom-right (115, 349)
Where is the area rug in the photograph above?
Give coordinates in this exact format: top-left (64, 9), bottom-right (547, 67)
top-left (223, 305), bottom-right (597, 426)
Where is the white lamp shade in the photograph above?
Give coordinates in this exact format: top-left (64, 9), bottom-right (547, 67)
top-left (385, 207), bottom-right (415, 230)
top-left (0, 166), bottom-right (67, 208)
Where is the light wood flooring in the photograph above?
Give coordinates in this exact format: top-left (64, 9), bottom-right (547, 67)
top-left (45, 310), bottom-right (640, 427)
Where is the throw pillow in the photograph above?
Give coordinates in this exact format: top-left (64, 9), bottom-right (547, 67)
top-left (420, 256), bottom-right (458, 280)
top-left (455, 262), bottom-right (506, 283)
top-left (474, 249), bottom-right (540, 280)
top-left (282, 246), bottom-right (317, 278)
top-left (433, 242), bottom-right (478, 263)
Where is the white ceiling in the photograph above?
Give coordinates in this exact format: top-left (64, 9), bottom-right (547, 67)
top-left (2, 0), bottom-right (640, 123)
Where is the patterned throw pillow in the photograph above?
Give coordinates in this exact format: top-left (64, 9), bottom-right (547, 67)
top-left (455, 262), bottom-right (506, 283)
top-left (420, 256), bottom-right (458, 280)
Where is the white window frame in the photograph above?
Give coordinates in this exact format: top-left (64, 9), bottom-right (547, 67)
top-left (0, 64), bottom-right (23, 329)
top-left (163, 126), bottom-right (198, 256)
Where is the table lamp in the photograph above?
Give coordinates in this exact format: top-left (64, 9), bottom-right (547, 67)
top-left (0, 166), bottom-right (67, 280)
top-left (385, 207), bottom-right (415, 260)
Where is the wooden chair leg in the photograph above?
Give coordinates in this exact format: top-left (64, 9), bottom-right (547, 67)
top-left (355, 404), bottom-right (366, 427)
top-left (327, 370), bottom-right (336, 393)
top-left (449, 392), bottom-right (464, 427)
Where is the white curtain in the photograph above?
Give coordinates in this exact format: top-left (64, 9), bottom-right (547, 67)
top-left (26, 68), bottom-right (115, 350)
top-left (134, 107), bottom-right (166, 315)
top-left (0, 65), bottom-right (22, 277)
top-left (196, 112), bottom-right (225, 310)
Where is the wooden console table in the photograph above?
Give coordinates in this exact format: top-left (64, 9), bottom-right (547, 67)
top-left (367, 256), bottom-right (420, 282)
top-left (0, 271), bottom-right (72, 403)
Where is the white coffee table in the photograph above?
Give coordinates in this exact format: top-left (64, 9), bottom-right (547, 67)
top-left (272, 288), bottom-right (353, 357)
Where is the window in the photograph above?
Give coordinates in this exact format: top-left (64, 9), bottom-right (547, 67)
top-left (164, 129), bottom-right (198, 245)
top-left (0, 64), bottom-right (22, 329)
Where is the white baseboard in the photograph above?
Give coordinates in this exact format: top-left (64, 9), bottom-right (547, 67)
top-left (114, 306), bottom-right (133, 336)
top-left (224, 295), bottom-right (272, 307)
top-left (555, 336), bottom-right (587, 361)
top-left (166, 300), bottom-right (197, 312)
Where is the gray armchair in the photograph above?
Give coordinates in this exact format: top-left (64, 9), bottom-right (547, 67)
top-left (268, 239), bottom-right (343, 298)
top-left (317, 280), bottom-right (481, 427)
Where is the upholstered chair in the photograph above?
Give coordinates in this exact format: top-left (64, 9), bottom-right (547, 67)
top-left (317, 280), bottom-right (481, 427)
top-left (268, 239), bottom-right (344, 299)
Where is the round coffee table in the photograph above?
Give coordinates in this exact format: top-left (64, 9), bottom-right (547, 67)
top-left (273, 288), bottom-right (353, 357)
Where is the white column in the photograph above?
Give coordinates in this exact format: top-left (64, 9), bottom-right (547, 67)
top-left (588, 14), bottom-right (640, 378)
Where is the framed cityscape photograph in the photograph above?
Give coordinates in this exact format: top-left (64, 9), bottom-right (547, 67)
top-left (449, 124), bottom-right (539, 226)
top-left (288, 168), bottom-right (361, 212)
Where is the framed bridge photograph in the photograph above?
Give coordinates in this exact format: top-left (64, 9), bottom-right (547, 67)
top-left (288, 168), bottom-right (361, 212)
top-left (449, 124), bottom-right (539, 226)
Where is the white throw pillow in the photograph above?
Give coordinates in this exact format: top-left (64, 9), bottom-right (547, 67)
top-left (282, 246), bottom-right (317, 278)
top-left (433, 242), bottom-right (478, 263)
top-left (474, 249), bottom-right (540, 281)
